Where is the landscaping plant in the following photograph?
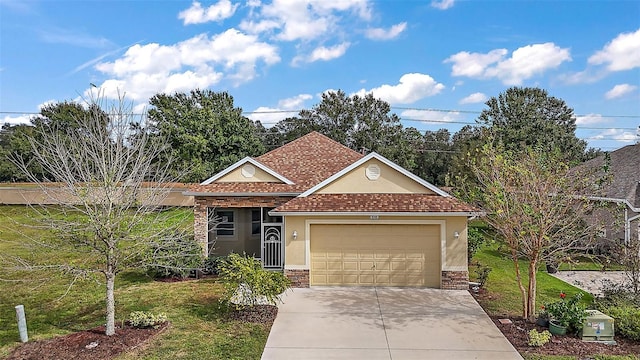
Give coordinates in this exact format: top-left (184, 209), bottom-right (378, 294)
top-left (217, 253), bottom-right (291, 309)
top-left (460, 143), bottom-right (606, 322)
top-left (144, 231), bottom-right (203, 279)
top-left (595, 280), bottom-right (640, 341)
top-left (128, 311), bottom-right (168, 329)
top-left (544, 292), bottom-right (587, 334)
top-left (528, 329), bottom-right (552, 347)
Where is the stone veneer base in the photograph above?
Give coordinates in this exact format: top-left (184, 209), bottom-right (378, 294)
top-left (284, 269), bottom-right (310, 288)
top-left (441, 270), bottom-right (469, 290)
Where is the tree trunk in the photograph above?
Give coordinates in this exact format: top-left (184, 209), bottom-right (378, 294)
top-left (105, 271), bottom-right (116, 336)
top-left (511, 250), bottom-right (528, 320)
top-left (527, 260), bottom-right (538, 323)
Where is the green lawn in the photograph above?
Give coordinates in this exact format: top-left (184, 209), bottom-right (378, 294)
top-left (472, 241), bottom-right (638, 360)
top-left (471, 243), bottom-right (594, 317)
top-left (0, 205), bottom-right (269, 359)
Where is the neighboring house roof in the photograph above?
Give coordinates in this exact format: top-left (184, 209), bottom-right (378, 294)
top-left (580, 143), bottom-right (640, 209)
top-left (271, 193), bottom-right (477, 214)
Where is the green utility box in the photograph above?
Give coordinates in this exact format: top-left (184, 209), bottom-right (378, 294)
top-left (582, 310), bottom-right (615, 343)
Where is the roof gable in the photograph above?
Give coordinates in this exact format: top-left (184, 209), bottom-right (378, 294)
top-left (200, 157), bottom-right (293, 185)
top-left (257, 132), bottom-right (363, 188)
top-left (300, 152), bottom-right (450, 197)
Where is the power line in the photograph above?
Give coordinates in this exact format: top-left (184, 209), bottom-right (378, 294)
top-left (2, 106), bottom-right (639, 119)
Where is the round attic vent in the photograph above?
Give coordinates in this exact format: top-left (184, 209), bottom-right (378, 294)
top-left (366, 164), bottom-right (381, 180)
top-left (241, 164), bottom-right (256, 178)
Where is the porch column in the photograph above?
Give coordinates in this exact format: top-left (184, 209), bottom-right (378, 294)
top-left (194, 199), bottom-right (209, 257)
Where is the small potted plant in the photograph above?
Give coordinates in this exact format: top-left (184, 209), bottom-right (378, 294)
top-left (544, 292), bottom-right (587, 336)
top-left (536, 306), bottom-right (550, 327)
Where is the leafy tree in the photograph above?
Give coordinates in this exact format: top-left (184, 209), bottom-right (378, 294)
top-left (414, 129), bottom-right (453, 186)
top-left (31, 101), bottom-right (109, 132)
top-left (275, 90), bottom-right (419, 170)
top-left (146, 89), bottom-right (265, 183)
top-left (0, 102), bottom-right (110, 182)
top-left (0, 124), bottom-right (35, 182)
top-left (6, 95), bottom-right (192, 336)
top-left (477, 87), bottom-right (587, 163)
top-left (461, 143), bottom-right (603, 322)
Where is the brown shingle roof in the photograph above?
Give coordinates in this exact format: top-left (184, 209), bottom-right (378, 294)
top-left (272, 193), bottom-right (478, 213)
top-left (257, 131), bottom-right (363, 188)
top-left (189, 132), bottom-right (363, 194)
top-left (188, 182), bottom-right (301, 194)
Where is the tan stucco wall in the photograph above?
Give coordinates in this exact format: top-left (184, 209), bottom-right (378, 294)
top-left (283, 215), bottom-right (468, 270)
top-left (317, 159), bottom-right (434, 194)
top-left (216, 164), bottom-right (282, 183)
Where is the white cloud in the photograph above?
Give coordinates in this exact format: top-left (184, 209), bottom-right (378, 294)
top-left (445, 43), bottom-right (571, 85)
top-left (575, 113), bottom-right (610, 126)
top-left (459, 92), bottom-right (487, 104)
top-left (589, 28), bottom-right (640, 72)
top-left (431, 0), bottom-right (454, 10)
top-left (1, 114), bottom-right (31, 126)
top-left (446, 49), bottom-right (508, 77)
top-left (400, 109), bottom-right (462, 124)
top-left (94, 29), bottom-right (280, 102)
top-left (605, 83), bottom-right (637, 99)
top-left (246, 93), bottom-right (312, 125)
top-left (352, 73), bottom-right (445, 104)
top-left (178, 0), bottom-right (238, 25)
top-left (240, 0), bottom-right (372, 41)
top-left (292, 42), bottom-right (350, 65)
top-left (365, 22), bottom-right (407, 41)
top-left (309, 42), bottom-right (350, 62)
top-left (278, 94), bottom-right (312, 109)
top-left (590, 128), bottom-right (637, 143)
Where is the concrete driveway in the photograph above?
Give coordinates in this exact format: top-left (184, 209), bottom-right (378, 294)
top-left (262, 287), bottom-right (522, 360)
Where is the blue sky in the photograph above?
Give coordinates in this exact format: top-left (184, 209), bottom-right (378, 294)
top-left (1, 0), bottom-right (638, 151)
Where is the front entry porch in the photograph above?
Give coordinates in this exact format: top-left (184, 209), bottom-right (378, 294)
top-left (208, 207), bottom-right (284, 270)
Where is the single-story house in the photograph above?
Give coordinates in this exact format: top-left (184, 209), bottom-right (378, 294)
top-left (183, 132), bottom-right (478, 288)
top-left (577, 143), bottom-right (639, 249)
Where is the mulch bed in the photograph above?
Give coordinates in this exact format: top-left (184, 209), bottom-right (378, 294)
top-left (5, 304), bottom-right (278, 360)
top-left (228, 304), bottom-right (278, 324)
top-left (5, 323), bottom-right (169, 360)
top-left (472, 288), bottom-right (640, 357)
top-left (493, 317), bottom-right (640, 357)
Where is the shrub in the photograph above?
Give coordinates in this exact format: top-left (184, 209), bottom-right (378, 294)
top-left (144, 231), bottom-right (203, 279)
top-left (467, 227), bottom-right (485, 262)
top-left (217, 253), bottom-right (291, 309)
top-left (544, 292), bottom-right (587, 334)
top-left (601, 305), bottom-right (640, 341)
top-left (128, 311), bottom-right (168, 329)
top-left (203, 255), bottom-right (227, 275)
top-left (528, 329), bottom-right (552, 347)
top-left (595, 281), bottom-right (640, 341)
top-left (475, 265), bottom-right (492, 288)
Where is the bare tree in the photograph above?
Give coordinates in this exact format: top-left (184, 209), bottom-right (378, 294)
top-left (7, 94), bottom-right (194, 336)
top-left (462, 144), bottom-right (603, 322)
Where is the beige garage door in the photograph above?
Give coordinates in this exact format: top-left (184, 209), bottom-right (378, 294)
top-left (310, 224), bottom-right (441, 287)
